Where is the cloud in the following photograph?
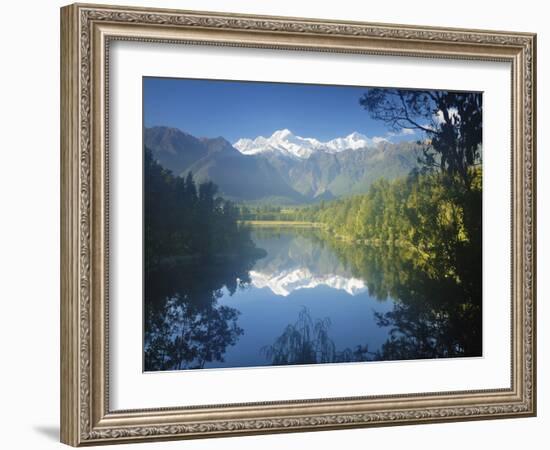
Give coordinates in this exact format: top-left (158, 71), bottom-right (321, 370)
top-left (384, 127), bottom-right (419, 144)
top-left (372, 136), bottom-right (389, 144)
top-left (387, 128), bottom-right (417, 138)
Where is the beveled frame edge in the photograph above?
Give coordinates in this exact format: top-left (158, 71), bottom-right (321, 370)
top-left (60, 2), bottom-right (537, 446)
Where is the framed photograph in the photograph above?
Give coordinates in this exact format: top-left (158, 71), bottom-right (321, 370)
top-left (60, 3), bottom-right (537, 446)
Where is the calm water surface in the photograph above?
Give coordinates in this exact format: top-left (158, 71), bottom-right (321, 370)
top-left (206, 227), bottom-right (395, 369)
top-left (144, 226), bottom-right (482, 371)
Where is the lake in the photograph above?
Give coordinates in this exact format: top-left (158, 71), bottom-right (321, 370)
top-left (205, 227), bottom-right (396, 369)
top-left (144, 225), bottom-right (482, 371)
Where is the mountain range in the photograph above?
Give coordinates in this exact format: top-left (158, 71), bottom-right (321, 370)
top-left (144, 126), bottom-right (421, 204)
top-left (233, 128), bottom-right (385, 159)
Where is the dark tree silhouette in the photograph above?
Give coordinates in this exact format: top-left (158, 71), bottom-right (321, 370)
top-left (359, 89), bottom-right (482, 187)
top-left (144, 147), bottom-right (260, 271)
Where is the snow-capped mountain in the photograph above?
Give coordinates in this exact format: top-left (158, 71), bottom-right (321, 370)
top-left (325, 132), bottom-right (387, 152)
top-left (249, 268), bottom-right (368, 297)
top-left (145, 126), bottom-right (419, 204)
top-left (233, 129), bottom-right (382, 159)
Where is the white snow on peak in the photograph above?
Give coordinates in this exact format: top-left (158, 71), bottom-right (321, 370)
top-left (233, 129), bottom-right (384, 159)
top-left (324, 131), bottom-right (374, 152)
top-left (249, 268), bottom-right (368, 297)
top-left (271, 128), bottom-right (293, 139)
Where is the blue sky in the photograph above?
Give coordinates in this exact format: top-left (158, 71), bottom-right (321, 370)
top-left (143, 77), bottom-right (419, 143)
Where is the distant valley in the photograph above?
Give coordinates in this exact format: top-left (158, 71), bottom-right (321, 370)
top-left (144, 126), bottom-right (421, 204)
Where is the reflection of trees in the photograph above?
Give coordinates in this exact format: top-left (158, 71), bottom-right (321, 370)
top-left (322, 223), bottom-right (482, 360)
top-left (251, 226), bottom-right (352, 280)
top-left (262, 307), bottom-right (373, 365)
top-left (145, 293), bottom-right (242, 371)
top-left (262, 307), bottom-right (334, 365)
top-left (263, 221), bottom-right (482, 365)
top-left (144, 255), bottom-right (260, 371)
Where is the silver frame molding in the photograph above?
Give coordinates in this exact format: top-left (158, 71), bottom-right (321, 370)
top-left (60, 3), bottom-right (536, 446)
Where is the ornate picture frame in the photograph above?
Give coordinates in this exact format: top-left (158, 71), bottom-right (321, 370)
top-left (60, 3), bottom-right (536, 446)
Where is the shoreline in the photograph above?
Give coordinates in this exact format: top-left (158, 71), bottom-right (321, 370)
top-left (239, 220), bottom-right (322, 228)
top-left (241, 220), bottom-right (425, 255)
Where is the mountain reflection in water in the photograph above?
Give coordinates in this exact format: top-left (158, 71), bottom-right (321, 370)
top-left (144, 226), bottom-right (481, 371)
